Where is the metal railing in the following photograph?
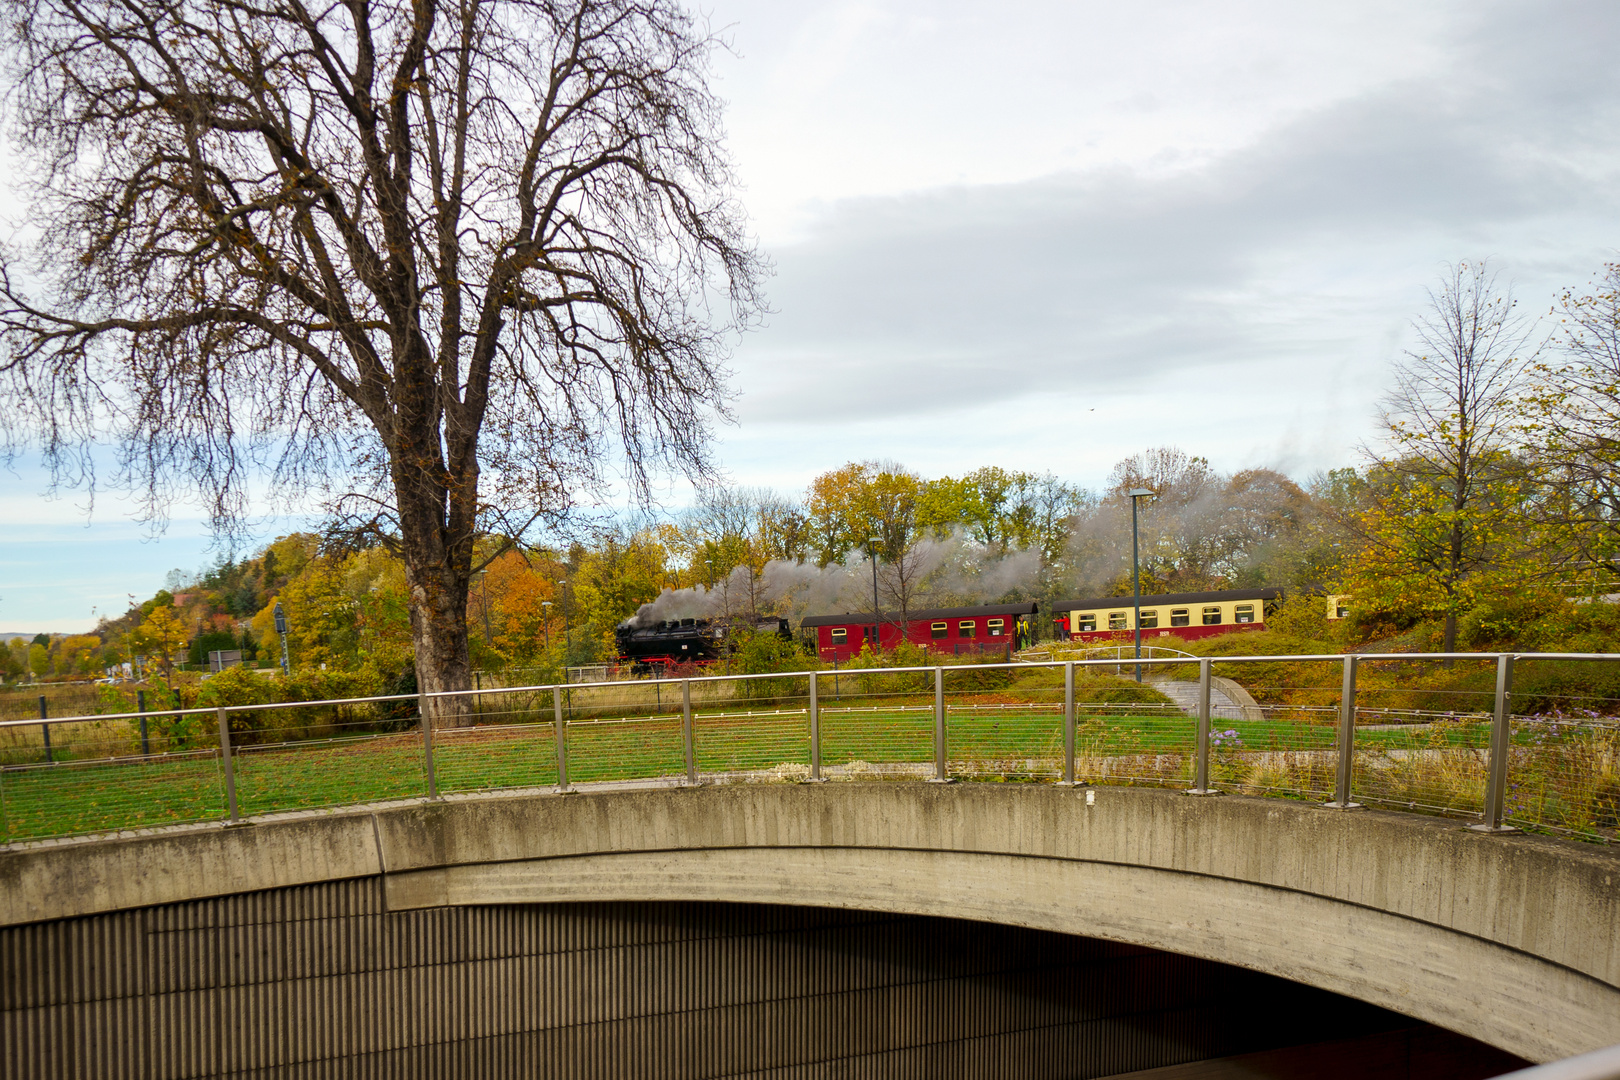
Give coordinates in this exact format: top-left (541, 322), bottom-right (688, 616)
top-left (1, 651), bottom-right (1617, 844)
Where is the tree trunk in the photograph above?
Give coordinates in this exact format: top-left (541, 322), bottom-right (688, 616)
top-left (1443, 516), bottom-right (1464, 662)
top-left (395, 449), bottom-right (477, 726)
top-left (404, 551), bottom-right (474, 727)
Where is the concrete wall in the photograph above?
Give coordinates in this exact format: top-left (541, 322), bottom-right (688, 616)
top-left (3, 891), bottom-right (1461, 1080)
top-left (4, 783), bottom-right (1618, 1063)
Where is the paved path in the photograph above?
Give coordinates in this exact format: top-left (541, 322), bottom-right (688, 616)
top-left (1149, 679), bottom-right (1252, 721)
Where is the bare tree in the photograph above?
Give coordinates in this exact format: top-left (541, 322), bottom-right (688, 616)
top-left (1364, 261), bottom-right (1535, 651)
top-left (1529, 262), bottom-right (1620, 579)
top-left (0, 0), bottom-right (764, 715)
top-left (875, 536), bottom-right (940, 638)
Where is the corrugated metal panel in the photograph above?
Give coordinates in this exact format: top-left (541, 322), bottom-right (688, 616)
top-left (0, 884), bottom-right (1411, 1079)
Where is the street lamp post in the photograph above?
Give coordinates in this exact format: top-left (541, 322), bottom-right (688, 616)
top-left (557, 580), bottom-right (571, 664)
top-left (1126, 488), bottom-right (1156, 682)
top-left (867, 537), bottom-right (882, 654)
top-left (273, 601), bottom-right (291, 676)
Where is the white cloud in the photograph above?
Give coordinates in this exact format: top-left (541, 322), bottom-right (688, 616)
top-left (707, 0), bottom-right (1620, 492)
top-left (6, 0), bottom-right (1620, 627)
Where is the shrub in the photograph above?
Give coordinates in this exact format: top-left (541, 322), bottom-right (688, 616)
top-left (195, 663), bottom-right (413, 743)
top-left (729, 629), bottom-right (814, 700)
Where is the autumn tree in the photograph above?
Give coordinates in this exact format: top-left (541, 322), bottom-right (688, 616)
top-left (131, 603), bottom-right (188, 681)
top-left (667, 487), bottom-right (803, 620)
top-left (1351, 262), bottom-right (1538, 650)
top-left (573, 530), bottom-right (675, 649)
top-left (57, 634), bottom-right (103, 676)
top-left (1065, 447), bottom-right (1222, 595)
top-left (806, 463), bottom-right (926, 566)
top-left (1527, 262), bottom-right (1620, 581)
top-left (1345, 461), bottom-right (1534, 638)
top-left (466, 548), bottom-right (565, 669)
top-left (0, 0), bottom-right (763, 719)
top-left (1062, 448), bottom-right (1332, 598)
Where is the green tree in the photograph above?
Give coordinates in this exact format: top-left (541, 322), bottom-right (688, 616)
top-left (1345, 458), bottom-right (1537, 635)
top-left (573, 532), bottom-right (675, 657)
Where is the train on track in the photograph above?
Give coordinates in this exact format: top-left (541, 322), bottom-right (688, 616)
top-left (802, 603), bottom-right (1039, 664)
top-left (617, 588), bottom-right (1280, 672)
top-left (1050, 588), bottom-right (1282, 643)
top-left (614, 616), bottom-right (792, 673)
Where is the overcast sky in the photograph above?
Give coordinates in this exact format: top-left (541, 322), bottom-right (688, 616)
top-left (5, 0), bottom-right (1620, 631)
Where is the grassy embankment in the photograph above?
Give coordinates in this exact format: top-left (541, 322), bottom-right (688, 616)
top-left (1043, 592), bottom-right (1620, 840)
top-left (5, 598), bottom-right (1618, 844)
top-left (0, 661), bottom-right (1525, 844)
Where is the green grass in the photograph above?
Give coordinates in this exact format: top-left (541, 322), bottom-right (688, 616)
top-left (0, 700), bottom-right (1607, 844)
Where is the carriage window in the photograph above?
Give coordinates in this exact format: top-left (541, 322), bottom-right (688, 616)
top-left (1202, 606), bottom-right (1222, 625)
top-left (864, 625), bottom-right (878, 643)
top-left (1170, 609), bottom-right (1190, 627)
top-left (931, 621), bottom-right (948, 640)
top-left (958, 620), bottom-right (977, 638)
top-left (830, 628), bottom-right (847, 643)
top-left (1108, 611), bottom-right (1127, 630)
top-left (1077, 614), bottom-right (1097, 632)
top-left (1234, 604), bottom-right (1255, 624)
top-left (987, 618), bottom-right (1005, 636)
top-left (1139, 609), bottom-right (1159, 629)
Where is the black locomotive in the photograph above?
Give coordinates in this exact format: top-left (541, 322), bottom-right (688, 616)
top-left (614, 616), bottom-right (791, 673)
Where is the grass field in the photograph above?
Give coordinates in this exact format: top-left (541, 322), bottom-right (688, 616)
top-left (0, 697), bottom-right (1536, 844)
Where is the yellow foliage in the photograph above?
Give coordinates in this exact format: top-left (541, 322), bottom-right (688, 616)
top-left (130, 604), bottom-right (188, 678)
top-left (1344, 465), bottom-right (1536, 626)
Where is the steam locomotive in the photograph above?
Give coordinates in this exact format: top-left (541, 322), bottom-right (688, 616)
top-left (614, 616), bottom-right (792, 673)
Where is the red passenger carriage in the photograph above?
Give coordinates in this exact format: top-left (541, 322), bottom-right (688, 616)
top-left (801, 602), bottom-right (1039, 664)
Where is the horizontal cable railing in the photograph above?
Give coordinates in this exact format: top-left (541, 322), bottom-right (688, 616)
top-left (1, 652), bottom-right (1617, 845)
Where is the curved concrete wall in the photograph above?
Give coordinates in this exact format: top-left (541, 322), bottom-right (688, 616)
top-left (8, 893), bottom-right (1455, 1080)
top-left (4, 783), bottom-right (1618, 1063)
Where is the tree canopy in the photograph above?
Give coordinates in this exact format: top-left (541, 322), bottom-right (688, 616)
top-left (0, 0), bottom-right (764, 711)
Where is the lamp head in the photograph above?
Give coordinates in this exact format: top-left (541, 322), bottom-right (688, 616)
top-left (1127, 488), bottom-right (1156, 499)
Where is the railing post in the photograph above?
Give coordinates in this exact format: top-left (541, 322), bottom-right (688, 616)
top-left (807, 672), bottom-right (826, 782)
top-left (928, 666), bottom-right (952, 782)
top-left (554, 685), bottom-right (570, 793)
top-left (418, 693), bottom-right (439, 800)
top-left (1472, 654), bottom-right (1517, 833)
top-left (1187, 658), bottom-right (1217, 795)
top-left (1326, 656), bottom-right (1362, 809)
top-left (38, 696), bottom-right (51, 764)
top-left (1058, 662), bottom-right (1077, 786)
top-left (217, 707), bottom-right (240, 824)
top-left (682, 679), bottom-right (697, 784)
top-left (137, 689), bottom-right (150, 756)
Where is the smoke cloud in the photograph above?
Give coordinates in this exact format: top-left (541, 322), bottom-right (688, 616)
top-left (622, 530), bottom-right (1046, 629)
